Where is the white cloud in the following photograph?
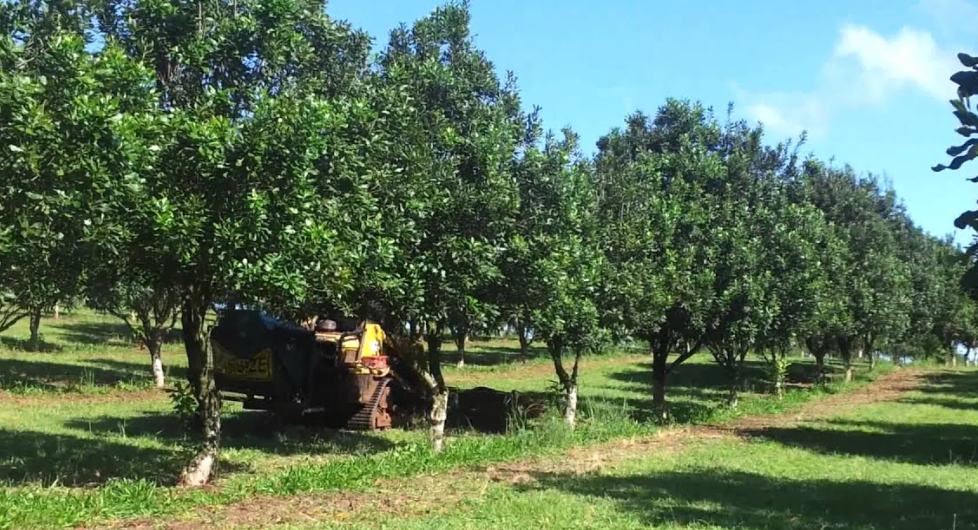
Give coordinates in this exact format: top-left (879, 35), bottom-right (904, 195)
top-left (742, 95), bottom-right (827, 139)
top-left (739, 23), bottom-right (958, 139)
top-left (835, 24), bottom-right (957, 101)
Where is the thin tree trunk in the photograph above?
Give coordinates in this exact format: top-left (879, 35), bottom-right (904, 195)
top-left (564, 380), bottom-right (578, 427)
top-left (181, 295), bottom-right (209, 407)
top-left (548, 336), bottom-right (581, 429)
top-left (726, 353), bottom-right (742, 408)
top-left (651, 345), bottom-right (668, 422)
top-left (429, 390), bottom-right (448, 452)
top-left (148, 340), bottom-right (165, 389)
top-left (814, 352), bottom-right (826, 382)
top-left (838, 336), bottom-right (855, 383)
top-left (453, 328), bottom-right (466, 369)
top-left (426, 325), bottom-right (448, 452)
top-left (865, 335), bottom-right (876, 370)
top-left (517, 320), bottom-right (530, 363)
top-left (770, 351), bottom-right (786, 400)
top-left (28, 306), bottom-right (42, 350)
top-left (179, 330), bottom-right (220, 487)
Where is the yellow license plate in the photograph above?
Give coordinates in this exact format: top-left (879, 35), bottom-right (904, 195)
top-left (214, 342), bottom-right (272, 381)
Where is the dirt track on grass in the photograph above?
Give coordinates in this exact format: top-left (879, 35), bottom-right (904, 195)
top-left (101, 367), bottom-right (928, 530)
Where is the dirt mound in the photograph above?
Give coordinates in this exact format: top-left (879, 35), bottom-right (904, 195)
top-left (448, 386), bottom-right (547, 433)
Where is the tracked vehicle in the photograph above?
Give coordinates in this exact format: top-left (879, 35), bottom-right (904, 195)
top-left (211, 310), bottom-right (425, 430)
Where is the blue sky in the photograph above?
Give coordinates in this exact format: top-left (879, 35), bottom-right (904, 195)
top-left (329, 0), bottom-right (978, 244)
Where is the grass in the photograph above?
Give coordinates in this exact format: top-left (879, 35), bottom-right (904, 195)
top-left (308, 370), bottom-right (978, 530)
top-left (0, 310), bottom-right (902, 529)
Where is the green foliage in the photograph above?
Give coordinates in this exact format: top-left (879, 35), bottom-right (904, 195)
top-left (1, 0), bottom-right (975, 495)
top-left (0, 7), bottom-right (152, 342)
top-left (936, 51), bottom-right (978, 279)
top-left (168, 381), bottom-right (197, 428)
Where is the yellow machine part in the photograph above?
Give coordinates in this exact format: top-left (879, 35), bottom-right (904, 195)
top-left (314, 321), bottom-right (390, 376)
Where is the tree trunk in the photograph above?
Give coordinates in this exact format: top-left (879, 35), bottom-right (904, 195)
top-left (548, 336), bottom-right (580, 429)
top-left (148, 340), bottom-right (165, 389)
top-left (864, 335), bottom-right (877, 370)
top-left (651, 347), bottom-right (668, 422)
top-left (430, 390), bottom-right (448, 452)
top-left (814, 352), bottom-right (826, 382)
top-left (28, 306), bottom-right (42, 350)
top-left (426, 325), bottom-right (448, 452)
top-left (728, 386), bottom-right (739, 408)
top-left (564, 380), bottom-right (578, 427)
top-left (181, 296), bottom-right (208, 407)
top-left (453, 329), bottom-right (466, 369)
top-left (727, 361), bottom-right (741, 408)
top-left (179, 331), bottom-right (220, 487)
top-left (837, 336), bottom-right (855, 383)
top-left (517, 320), bottom-right (530, 363)
top-left (773, 358), bottom-right (785, 401)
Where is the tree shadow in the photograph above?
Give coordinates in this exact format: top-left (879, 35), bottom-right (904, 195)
top-left (0, 428), bottom-right (197, 487)
top-left (87, 357), bottom-right (188, 382)
top-left (54, 321), bottom-right (135, 347)
top-left (743, 419), bottom-right (978, 467)
top-left (0, 336), bottom-right (63, 352)
top-left (452, 344), bottom-right (550, 367)
top-left (899, 396), bottom-right (978, 412)
top-left (63, 410), bottom-right (397, 459)
top-left (609, 360), bottom-right (776, 390)
top-left (0, 357), bottom-right (154, 391)
top-left (522, 467), bottom-right (978, 529)
top-left (919, 371), bottom-right (978, 396)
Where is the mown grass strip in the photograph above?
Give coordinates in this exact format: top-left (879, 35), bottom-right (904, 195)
top-left (0, 366), bottom-right (890, 530)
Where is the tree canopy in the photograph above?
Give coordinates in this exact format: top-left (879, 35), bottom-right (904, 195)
top-left (1, 0), bottom-right (972, 486)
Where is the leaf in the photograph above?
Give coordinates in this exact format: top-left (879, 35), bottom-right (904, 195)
top-left (954, 209), bottom-right (978, 230)
top-left (959, 53), bottom-right (978, 68)
top-left (954, 109), bottom-right (978, 127)
top-left (946, 138), bottom-right (978, 156)
top-left (951, 71), bottom-right (978, 95)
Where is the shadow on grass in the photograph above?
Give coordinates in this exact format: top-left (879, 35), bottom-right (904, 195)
top-left (899, 396), bottom-right (978, 412)
top-left (452, 344), bottom-right (550, 367)
top-left (0, 428), bottom-right (196, 487)
top-left (0, 336), bottom-right (63, 352)
top-left (743, 419), bottom-right (978, 467)
top-left (0, 357), bottom-right (163, 391)
top-left (522, 467), bottom-right (978, 530)
top-left (919, 371), bottom-right (978, 396)
top-left (64, 411), bottom-right (397, 459)
top-left (55, 320), bottom-right (135, 346)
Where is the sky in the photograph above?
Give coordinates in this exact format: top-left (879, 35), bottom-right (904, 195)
top-left (328, 0), bottom-right (978, 244)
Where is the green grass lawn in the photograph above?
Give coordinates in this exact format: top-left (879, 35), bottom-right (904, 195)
top-left (317, 370), bottom-right (978, 530)
top-left (0, 310), bottom-right (908, 529)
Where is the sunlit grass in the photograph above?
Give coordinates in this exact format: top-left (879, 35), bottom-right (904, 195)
top-left (0, 310), bottom-right (895, 529)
